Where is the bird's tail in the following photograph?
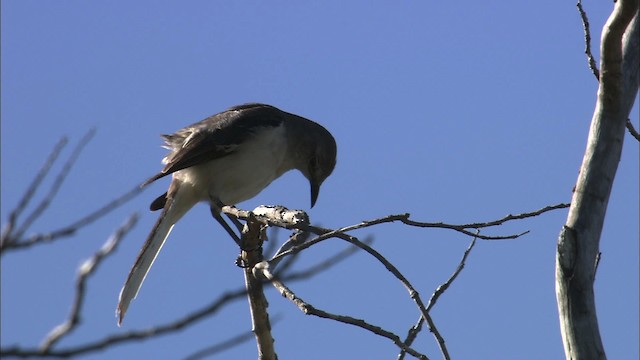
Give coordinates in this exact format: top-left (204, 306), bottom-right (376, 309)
top-left (116, 182), bottom-right (197, 325)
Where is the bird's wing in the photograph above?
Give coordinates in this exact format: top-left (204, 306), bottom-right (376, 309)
top-left (142, 104), bottom-right (284, 186)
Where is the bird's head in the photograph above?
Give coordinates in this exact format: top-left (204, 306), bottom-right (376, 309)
top-left (293, 120), bottom-right (336, 208)
top-left (307, 133), bottom-right (337, 207)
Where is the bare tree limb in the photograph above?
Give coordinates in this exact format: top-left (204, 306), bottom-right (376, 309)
top-left (262, 266), bottom-right (430, 360)
top-left (2, 182), bottom-right (571, 359)
top-left (626, 119), bottom-right (640, 141)
top-left (274, 236), bottom-right (373, 281)
top-left (1, 136), bottom-right (68, 248)
top-left (240, 213), bottom-right (277, 360)
top-left (398, 235), bottom-right (478, 360)
top-left (206, 203), bottom-right (566, 359)
top-left (12, 129), bottom-right (96, 241)
top-left (398, 317), bottom-right (426, 360)
top-left (326, 230), bottom-right (446, 358)
top-left (1, 242), bottom-right (360, 359)
top-left (40, 214), bottom-right (138, 351)
top-left (577, 0), bottom-right (601, 80)
top-left (240, 208), bottom-right (443, 358)
top-left (557, 1), bottom-right (639, 359)
top-left (1, 184), bottom-right (144, 254)
top-left (426, 236), bottom-right (477, 313)
top-left (1, 288), bottom-right (250, 358)
top-left (268, 203), bottom-right (569, 265)
top-left (422, 236), bottom-right (477, 358)
top-left (1, 129), bottom-right (146, 255)
top-left (226, 204), bottom-right (569, 246)
top-left (231, 208), bottom-right (433, 358)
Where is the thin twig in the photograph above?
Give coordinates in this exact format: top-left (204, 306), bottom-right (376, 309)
top-left (425, 236), bottom-right (477, 356)
top-left (268, 229), bottom-right (309, 272)
top-left (13, 129), bottom-right (96, 241)
top-left (40, 214), bottom-right (138, 351)
top-left (2, 183), bottom-right (144, 253)
top-left (270, 203), bottom-right (568, 265)
top-left (334, 233), bottom-right (443, 358)
top-left (426, 236), bottom-right (477, 312)
top-left (577, 0), bottom-right (600, 80)
top-left (1, 137), bottom-right (68, 247)
top-left (398, 317), bottom-right (425, 360)
top-left (229, 204), bottom-right (569, 251)
top-left (626, 119), bottom-right (640, 141)
top-left (263, 268), bottom-right (429, 360)
top-left (259, 224), bottom-right (435, 358)
top-left (1, 249), bottom-right (359, 359)
top-left (399, 235), bottom-right (477, 360)
top-left (275, 236), bottom-right (373, 281)
top-left (403, 203), bottom-right (571, 231)
top-left (1, 288), bottom-right (250, 358)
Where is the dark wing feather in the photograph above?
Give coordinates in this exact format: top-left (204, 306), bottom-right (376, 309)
top-left (149, 192), bottom-right (167, 211)
top-left (142, 103), bottom-right (284, 187)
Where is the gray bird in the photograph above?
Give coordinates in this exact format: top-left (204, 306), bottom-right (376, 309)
top-left (116, 103), bottom-right (337, 325)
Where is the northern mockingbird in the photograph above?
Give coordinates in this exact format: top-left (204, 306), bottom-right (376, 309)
top-left (116, 103), bottom-right (336, 325)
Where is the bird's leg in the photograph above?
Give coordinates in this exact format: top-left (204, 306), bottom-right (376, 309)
top-left (210, 199), bottom-right (244, 232)
top-left (209, 202), bottom-right (242, 246)
top-left (226, 212), bottom-right (245, 232)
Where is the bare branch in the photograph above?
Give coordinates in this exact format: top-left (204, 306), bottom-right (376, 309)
top-left (626, 119), bottom-right (640, 141)
top-left (1, 136), bottom-right (68, 248)
top-left (0, 129), bottom-right (146, 255)
top-left (2, 184), bottom-right (143, 252)
top-left (227, 204), bottom-right (568, 246)
top-left (577, 0), bottom-right (600, 80)
top-left (251, 218), bottom-right (436, 358)
top-left (262, 266), bottom-right (429, 360)
top-left (327, 203), bottom-right (569, 244)
top-left (1, 288), bottom-right (249, 358)
top-left (557, 1), bottom-right (639, 358)
top-left (275, 236), bottom-right (373, 281)
top-left (40, 214), bottom-right (138, 351)
top-left (240, 213), bottom-right (277, 360)
top-left (398, 236), bottom-right (477, 360)
top-left (2, 243), bottom-right (360, 359)
top-left (223, 202), bottom-right (569, 358)
top-left (427, 236), bottom-right (477, 312)
top-left (1, 183), bottom-right (144, 254)
top-left (306, 304), bottom-right (429, 360)
top-left (398, 317), bottom-right (425, 360)
top-left (3, 196), bottom-right (571, 359)
top-left (269, 203), bottom-right (569, 266)
top-left (12, 129), bottom-right (96, 241)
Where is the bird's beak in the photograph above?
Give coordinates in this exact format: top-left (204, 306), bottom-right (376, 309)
top-left (310, 180), bottom-right (320, 208)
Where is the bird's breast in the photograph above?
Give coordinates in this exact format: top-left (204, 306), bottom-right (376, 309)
top-left (173, 125), bottom-right (291, 206)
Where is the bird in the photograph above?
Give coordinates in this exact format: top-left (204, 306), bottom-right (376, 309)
top-left (116, 103), bottom-right (337, 325)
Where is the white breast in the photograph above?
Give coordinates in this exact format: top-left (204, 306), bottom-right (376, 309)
top-left (172, 124), bottom-right (291, 205)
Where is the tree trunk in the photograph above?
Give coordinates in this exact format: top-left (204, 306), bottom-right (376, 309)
top-left (556, 1), bottom-right (639, 359)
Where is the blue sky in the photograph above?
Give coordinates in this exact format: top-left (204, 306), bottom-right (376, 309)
top-left (2, 1), bottom-right (638, 359)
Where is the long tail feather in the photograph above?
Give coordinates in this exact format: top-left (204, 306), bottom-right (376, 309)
top-left (116, 183), bottom-right (194, 325)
